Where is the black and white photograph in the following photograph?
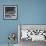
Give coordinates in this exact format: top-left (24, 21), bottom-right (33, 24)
top-left (18, 25), bottom-right (46, 46)
top-left (3, 5), bottom-right (17, 19)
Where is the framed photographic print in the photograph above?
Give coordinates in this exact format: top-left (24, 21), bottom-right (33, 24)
top-left (3, 5), bottom-right (17, 20)
top-left (18, 24), bottom-right (46, 42)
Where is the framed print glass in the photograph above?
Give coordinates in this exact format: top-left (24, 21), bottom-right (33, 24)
top-left (18, 24), bottom-right (46, 41)
top-left (3, 5), bottom-right (17, 20)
